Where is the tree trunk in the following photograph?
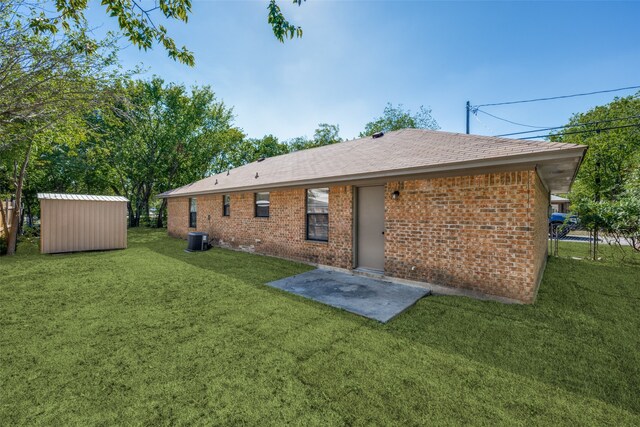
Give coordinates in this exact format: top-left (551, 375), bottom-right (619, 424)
top-left (7, 144), bottom-right (32, 255)
top-left (127, 202), bottom-right (135, 228)
top-left (143, 193), bottom-right (151, 226)
top-left (0, 199), bottom-right (9, 237)
top-left (26, 200), bottom-right (33, 228)
top-left (19, 203), bottom-right (25, 230)
top-left (156, 198), bottom-right (167, 228)
top-left (134, 199), bottom-right (143, 228)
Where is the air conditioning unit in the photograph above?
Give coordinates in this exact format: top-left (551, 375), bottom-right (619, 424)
top-left (186, 232), bottom-right (209, 252)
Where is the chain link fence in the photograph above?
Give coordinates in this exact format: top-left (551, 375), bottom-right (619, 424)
top-left (549, 221), bottom-right (638, 259)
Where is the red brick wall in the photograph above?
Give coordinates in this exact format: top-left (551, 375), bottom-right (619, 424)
top-left (385, 169), bottom-right (549, 302)
top-left (167, 186), bottom-right (353, 269)
top-left (166, 169), bottom-right (550, 303)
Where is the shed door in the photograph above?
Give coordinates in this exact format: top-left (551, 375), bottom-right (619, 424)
top-left (357, 186), bottom-right (385, 271)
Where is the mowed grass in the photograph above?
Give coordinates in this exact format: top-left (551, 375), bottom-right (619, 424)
top-left (1, 229), bottom-right (639, 425)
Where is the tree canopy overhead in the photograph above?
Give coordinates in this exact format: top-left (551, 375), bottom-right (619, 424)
top-left (21, 0), bottom-right (307, 66)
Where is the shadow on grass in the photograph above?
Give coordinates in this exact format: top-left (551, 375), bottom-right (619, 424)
top-left (139, 229), bottom-right (640, 413)
top-left (138, 229), bottom-right (640, 414)
top-left (387, 253), bottom-right (640, 415)
top-left (136, 229), bottom-right (314, 285)
top-left (8, 228), bottom-right (640, 417)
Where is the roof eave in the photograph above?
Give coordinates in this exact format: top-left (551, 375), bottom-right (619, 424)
top-left (158, 146), bottom-right (587, 199)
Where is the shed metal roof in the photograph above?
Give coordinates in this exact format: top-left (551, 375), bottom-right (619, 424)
top-left (159, 129), bottom-right (587, 198)
top-left (38, 193), bottom-right (129, 202)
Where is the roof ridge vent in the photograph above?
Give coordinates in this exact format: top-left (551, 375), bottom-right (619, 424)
top-left (372, 131), bottom-right (384, 139)
top-left (257, 157), bottom-right (266, 162)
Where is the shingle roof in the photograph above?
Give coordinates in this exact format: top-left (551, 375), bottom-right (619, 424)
top-left (38, 193), bottom-right (129, 202)
top-left (160, 129), bottom-right (586, 198)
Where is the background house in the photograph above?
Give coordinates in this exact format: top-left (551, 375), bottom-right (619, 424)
top-left (550, 194), bottom-right (571, 213)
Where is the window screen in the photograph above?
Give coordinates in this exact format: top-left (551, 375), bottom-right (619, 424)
top-left (255, 192), bottom-right (270, 217)
top-left (189, 198), bottom-right (197, 228)
top-left (306, 188), bottom-right (328, 241)
top-left (223, 194), bottom-right (230, 216)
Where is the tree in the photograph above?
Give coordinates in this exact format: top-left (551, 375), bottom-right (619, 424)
top-left (552, 93), bottom-right (640, 254)
top-left (88, 77), bottom-right (239, 227)
top-left (0, 0), bottom-right (310, 254)
top-left (313, 123), bottom-right (342, 146)
top-left (210, 123), bottom-right (342, 173)
top-left (288, 123), bottom-right (342, 151)
top-left (25, 0), bottom-right (306, 66)
top-left (212, 135), bottom-right (290, 173)
top-left (359, 103), bottom-right (439, 137)
top-left (0, 2), bottom-right (118, 255)
top-left (287, 136), bottom-right (313, 152)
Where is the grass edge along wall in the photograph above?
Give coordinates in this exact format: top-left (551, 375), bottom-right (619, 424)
top-left (167, 168), bottom-right (549, 303)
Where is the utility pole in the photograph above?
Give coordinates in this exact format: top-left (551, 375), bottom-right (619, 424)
top-left (465, 101), bottom-right (471, 134)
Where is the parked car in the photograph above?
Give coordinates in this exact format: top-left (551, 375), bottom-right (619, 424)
top-left (549, 212), bottom-right (578, 238)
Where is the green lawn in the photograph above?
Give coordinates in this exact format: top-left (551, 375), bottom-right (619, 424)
top-left (1, 229), bottom-right (639, 425)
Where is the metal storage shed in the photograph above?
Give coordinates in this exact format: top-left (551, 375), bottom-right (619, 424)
top-left (38, 193), bottom-right (128, 254)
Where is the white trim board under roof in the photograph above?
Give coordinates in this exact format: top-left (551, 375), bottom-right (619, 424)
top-left (159, 129), bottom-right (586, 198)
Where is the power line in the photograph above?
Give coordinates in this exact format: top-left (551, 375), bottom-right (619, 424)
top-left (517, 122), bottom-right (640, 140)
top-left (472, 110), bottom-right (496, 134)
top-left (475, 85), bottom-right (640, 108)
top-left (494, 114), bottom-right (640, 137)
top-left (474, 109), bottom-right (551, 129)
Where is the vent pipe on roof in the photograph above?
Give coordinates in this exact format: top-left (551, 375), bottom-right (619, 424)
top-left (255, 172), bottom-right (259, 179)
top-left (372, 131), bottom-right (384, 139)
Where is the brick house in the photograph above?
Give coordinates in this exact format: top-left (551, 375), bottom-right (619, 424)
top-left (159, 129), bottom-right (586, 303)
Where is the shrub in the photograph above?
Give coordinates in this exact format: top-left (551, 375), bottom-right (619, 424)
top-left (22, 225), bottom-right (40, 238)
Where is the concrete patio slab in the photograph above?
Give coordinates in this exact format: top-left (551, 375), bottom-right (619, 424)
top-left (266, 269), bottom-right (431, 322)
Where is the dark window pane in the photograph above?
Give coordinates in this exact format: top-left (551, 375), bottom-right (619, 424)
top-left (256, 192), bottom-right (270, 217)
top-left (189, 198), bottom-right (197, 227)
top-left (256, 205), bottom-right (269, 217)
top-left (223, 194), bottom-right (230, 216)
top-left (307, 213), bottom-right (328, 241)
top-left (306, 189), bottom-right (328, 241)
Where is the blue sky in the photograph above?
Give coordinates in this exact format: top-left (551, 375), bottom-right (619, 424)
top-left (87, 1), bottom-right (640, 141)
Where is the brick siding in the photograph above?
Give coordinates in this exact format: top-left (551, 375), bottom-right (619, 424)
top-left (166, 169), bottom-right (550, 303)
top-left (385, 170), bottom-right (549, 302)
top-left (167, 186), bottom-right (353, 269)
